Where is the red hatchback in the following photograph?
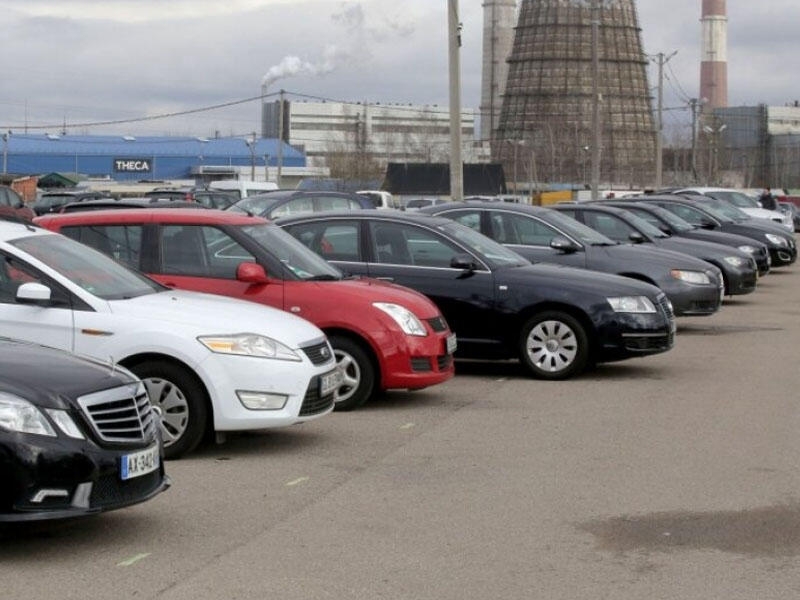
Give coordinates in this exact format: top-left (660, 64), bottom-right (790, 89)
top-left (36, 209), bottom-right (456, 410)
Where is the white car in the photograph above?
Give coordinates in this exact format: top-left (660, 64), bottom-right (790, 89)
top-left (677, 187), bottom-right (794, 231)
top-left (0, 221), bottom-right (339, 459)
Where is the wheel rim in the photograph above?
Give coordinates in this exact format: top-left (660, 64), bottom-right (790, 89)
top-left (525, 320), bottom-right (579, 373)
top-left (142, 377), bottom-right (189, 447)
top-left (333, 348), bottom-right (361, 404)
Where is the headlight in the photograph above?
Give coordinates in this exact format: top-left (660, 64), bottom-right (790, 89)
top-left (0, 393), bottom-right (56, 437)
top-left (765, 233), bottom-right (788, 247)
top-left (670, 269), bottom-right (711, 284)
top-left (723, 256), bottom-right (747, 267)
top-left (373, 303), bottom-right (427, 336)
top-left (198, 334), bottom-right (302, 362)
top-left (606, 296), bottom-right (656, 313)
top-left (737, 245), bottom-right (757, 255)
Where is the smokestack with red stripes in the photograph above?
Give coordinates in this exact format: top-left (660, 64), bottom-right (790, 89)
top-left (700, 0), bottom-right (728, 110)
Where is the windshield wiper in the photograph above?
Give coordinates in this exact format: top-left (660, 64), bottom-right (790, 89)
top-left (306, 274), bottom-right (340, 281)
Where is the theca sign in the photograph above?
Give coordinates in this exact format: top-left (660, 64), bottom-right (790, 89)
top-left (114, 158), bottom-right (152, 172)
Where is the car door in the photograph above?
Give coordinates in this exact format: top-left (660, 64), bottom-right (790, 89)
top-left (0, 250), bottom-right (74, 351)
top-left (150, 224), bottom-right (285, 309)
top-left (282, 219), bottom-right (369, 278)
top-left (485, 210), bottom-right (588, 268)
top-left (364, 220), bottom-right (498, 349)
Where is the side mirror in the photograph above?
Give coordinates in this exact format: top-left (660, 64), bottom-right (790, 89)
top-left (16, 282), bottom-right (52, 305)
top-left (450, 254), bottom-right (478, 271)
top-left (236, 262), bottom-right (269, 284)
top-left (659, 225), bottom-right (672, 235)
top-left (699, 219), bottom-right (716, 230)
top-left (550, 236), bottom-right (579, 253)
top-left (628, 232), bottom-right (646, 244)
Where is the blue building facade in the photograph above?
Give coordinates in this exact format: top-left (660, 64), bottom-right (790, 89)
top-left (2, 134), bottom-right (305, 181)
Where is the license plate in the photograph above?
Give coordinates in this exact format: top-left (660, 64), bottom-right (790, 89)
top-left (319, 368), bottom-right (343, 396)
top-left (446, 333), bottom-right (457, 354)
top-left (120, 444), bottom-right (160, 481)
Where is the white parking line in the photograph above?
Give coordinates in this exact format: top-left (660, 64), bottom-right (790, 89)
top-left (399, 423), bottom-right (415, 430)
top-left (117, 553), bottom-right (151, 567)
top-left (285, 476), bottom-right (310, 487)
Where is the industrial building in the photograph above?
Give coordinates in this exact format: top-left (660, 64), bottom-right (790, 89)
top-left (261, 99), bottom-right (488, 172)
top-left (0, 134), bottom-right (322, 187)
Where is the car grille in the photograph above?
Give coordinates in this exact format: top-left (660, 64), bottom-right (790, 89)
top-left (411, 357), bottom-right (432, 372)
top-left (655, 293), bottom-right (674, 321)
top-left (301, 340), bottom-right (334, 365)
top-left (90, 470), bottom-right (164, 509)
top-left (298, 381), bottom-right (335, 416)
top-left (77, 383), bottom-right (156, 444)
top-left (623, 335), bottom-right (673, 352)
top-left (426, 316), bottom-right (448, 333)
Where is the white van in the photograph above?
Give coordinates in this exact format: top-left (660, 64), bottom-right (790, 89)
top-left (209, 179), bottom-right (278, 199)
top-left (356, 190), bottom-right (400, 210)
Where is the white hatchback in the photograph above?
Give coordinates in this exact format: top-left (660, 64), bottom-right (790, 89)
top-left (0, 221), bottom-right (338, 458)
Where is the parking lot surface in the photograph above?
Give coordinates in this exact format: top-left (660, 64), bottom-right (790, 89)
top-left (3, 267), bottom-right (800, 600)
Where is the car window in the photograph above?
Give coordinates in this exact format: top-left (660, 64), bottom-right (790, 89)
top-left (0, 252), bottom-right (71, 307)
top-left (445, 209), bottom-right (481, 232)
top-left (656, 203), bottom-right (705, 226)
top-left (493, 212), bottom-right (559, 246)
top-left (581, 211), bottom-right (638, 243)
top-left (61, 224), bottom-right (144, 269)
top-left (271, 197), bottom-right (314, 218)
top-left (315, 196), bottom-right (360, 212)
top-left (370, 221), bottom-right (461, 268)
top-left (624, 208), bottom-right (664, 230)
top-left (284, 221), bottom-right (362, 262)
top-left (161, 225), bottom-right (254, 278)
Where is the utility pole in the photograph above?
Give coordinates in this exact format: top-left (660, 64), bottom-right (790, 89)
top-left (448, 0), bottom-right (464, 202)
top-left (654, 51), bottom-right (678, 190)
top-left (690, 98), bottom-right (700, 182)
top-left (277, 89), bottom-right (285, 188)
top-left (590, 0), bottom-right (601, 200)
top-left (2, 131), bottom-right (9, 175)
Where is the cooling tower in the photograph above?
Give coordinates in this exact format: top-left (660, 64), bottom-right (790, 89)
top-left (480, 0), bottom-right (518, 143)
top-left (495, 0), bottom-right (656, 188)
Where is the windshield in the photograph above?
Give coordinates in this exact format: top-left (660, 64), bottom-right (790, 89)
top-left (11, 233), bottom-right (161, 300)
top-left (229, 196), bottom-right (279, 216)
top-left (541, 209), bottom-right (617, 245)
top-left (240, 223), bottom-right (343, 280)
top-left (695, 197), bottom-right (750, 222)
top-left (707, 190), bottom-right (760, 209)
top-left (641, 205), bottom-right (694, 232)
top-left (620, 210), bottom-right (670, 238)
top-left (438, 221), bottom-right (529, 268)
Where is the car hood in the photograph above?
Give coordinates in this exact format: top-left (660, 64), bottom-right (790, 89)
top-left (740, 207), bottom-right (788, 221)
top-left (596, 242), bottom-right (716, 269)
top-left (302, 277), bottom-right (444, 319)
top-left (504, 262), bottom-right (662, 298)
top-left (0, 338), bottom-right (137, 410)
top-left (107, 289), bottom-right (324, 348)
top-left (655, 237), bottom-right (747, 259)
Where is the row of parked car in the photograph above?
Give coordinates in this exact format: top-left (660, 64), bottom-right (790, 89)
top-left (1, 183), bottom-right (794, 522)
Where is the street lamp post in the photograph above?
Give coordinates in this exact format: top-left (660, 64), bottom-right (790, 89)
top-left (703, 122), bottom-right (727, 185)
top-left (2, 131), bottom-right (9, 175)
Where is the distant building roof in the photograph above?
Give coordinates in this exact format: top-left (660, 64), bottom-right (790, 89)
top-left (383, 163), bottom-right (506, 196)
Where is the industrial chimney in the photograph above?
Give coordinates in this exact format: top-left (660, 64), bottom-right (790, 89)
top-left (479, 0), bottom-right (517, 143)
top-left (700, 0), bottom-right (728, 110)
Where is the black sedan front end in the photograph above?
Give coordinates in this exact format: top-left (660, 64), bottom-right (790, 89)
top-left (0, 340), bottom-right (169, 522)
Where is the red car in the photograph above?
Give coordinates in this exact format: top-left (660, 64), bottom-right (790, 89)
top-left (36, 209), bottom-right (456, 410)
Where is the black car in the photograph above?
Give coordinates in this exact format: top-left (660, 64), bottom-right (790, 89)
top-left (639, 195), bottom-right (797, 267)
top-left (144, 187), bottom-right (237, 209)
top-left (421, 201), bottom-right (741, 313)
top-left (0, 338), bottom-right (169, 522)
top-left (555, 202), bottom-right (758, 296)
top-left (230, 190), bottom-right (374, 219)
top-left (276, 210), bottom-right (675, 380)
top-left (32, 191), bottom-right (113, 216)
top-left (601, 199), bottom-right (771, 276)
top-left (550, 204), bottom-right (733, 307)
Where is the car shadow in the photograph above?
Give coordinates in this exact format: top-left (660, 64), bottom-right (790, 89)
top-left (453, 358), bottom-right (668, 382)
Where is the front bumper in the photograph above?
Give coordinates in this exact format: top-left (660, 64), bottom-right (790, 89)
top-left (768, 242), bottom-right (797, 267)
top-left (658, 276), bottom-right (723, 316)
top-left (722, 261), bottom-right (758, 296)
top-left (594, 296), bottom-right (675, 362)
top-left (195, 345), bottom-right (337, 432)
top-left (0, 433), bottom-right (168, 522)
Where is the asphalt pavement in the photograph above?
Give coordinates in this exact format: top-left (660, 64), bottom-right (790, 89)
top-left (3, 265), bottom-right (800, 600)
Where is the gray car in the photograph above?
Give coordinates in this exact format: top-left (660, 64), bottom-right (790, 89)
top-left (421, 201), bottom-right (725, 317)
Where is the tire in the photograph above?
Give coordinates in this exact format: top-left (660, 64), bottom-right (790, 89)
top-left (129, 361), bottom-right (209, 459)
top-left (329, 335), bottom-right (376, 411)
top-left (518, 311), bottom-right (590, 380)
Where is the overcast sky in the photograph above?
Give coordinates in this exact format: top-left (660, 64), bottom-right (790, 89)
top-left (0, 0), bottom-right (798, 141)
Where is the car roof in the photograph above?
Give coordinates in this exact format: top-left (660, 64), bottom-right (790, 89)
top-left (421, 200), bottom-right (552, 216)
top-left (274, 208), bottom-right (454, 228)
top-left (35, 208), bottom-right (269, 227)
